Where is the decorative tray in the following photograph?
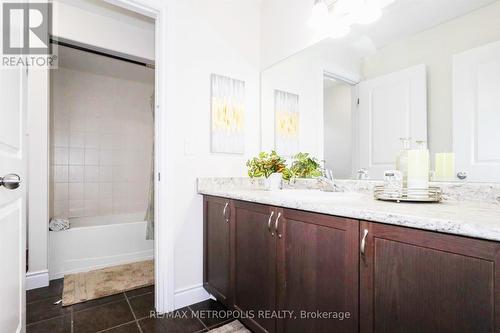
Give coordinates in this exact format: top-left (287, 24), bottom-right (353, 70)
top-left (374, 185), bottom-right (442, 203)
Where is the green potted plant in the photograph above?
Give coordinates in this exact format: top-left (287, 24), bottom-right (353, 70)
top-left (288, 152), bottom-right (322, 180)
top-left (246, 151), bottom-right (290, 190)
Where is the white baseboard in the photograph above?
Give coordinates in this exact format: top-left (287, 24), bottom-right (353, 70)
top-left (26, 270), bottom-right (49, 290)
top-left (174, 284), bottom-right (210, 310)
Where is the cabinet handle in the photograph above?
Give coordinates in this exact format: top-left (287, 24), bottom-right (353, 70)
top-left (274, 212), bottom-right (282, 238)
top-left (268, 211), bottom-right (275, 235)
top-left (223, 202), bottom-right (229, 223)
top-left (360, 229), bottom-right (369, 256)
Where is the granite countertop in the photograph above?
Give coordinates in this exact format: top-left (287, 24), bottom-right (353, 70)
top-left (198, 184), bottom-right (500, 243)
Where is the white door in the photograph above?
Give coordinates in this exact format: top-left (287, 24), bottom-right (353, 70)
top-left (453, 41), bottom-right (500, 182)
top-left (0, 5), bottom-right (28, 333)
top-left (357, 64), bottom-right (427, 179)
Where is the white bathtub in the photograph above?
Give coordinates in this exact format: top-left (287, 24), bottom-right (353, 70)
top-left (49, 213), bottom-right (154, 279)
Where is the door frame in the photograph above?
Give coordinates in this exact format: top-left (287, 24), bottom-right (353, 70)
top-left (26, 0), bottom-right (175, 313)
top-left (102, 0), bottom-right (175, 314)
top-left (321, 70), bottom-right (360, 177)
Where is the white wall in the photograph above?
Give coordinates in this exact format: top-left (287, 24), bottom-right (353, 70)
top-left (324, 81), bottom-right (352, 178)
top-left (163, 0), bottom-right (262, 307)
top-left (52, 0), bottom-right (155, 60)
top-left (362, 1), bottom-right (500, 154)
top-left (50, 66), bottom-right (154, 220)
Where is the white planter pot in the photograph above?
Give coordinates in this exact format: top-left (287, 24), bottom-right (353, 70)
top-left (264, 173), bottom-right (283, 191)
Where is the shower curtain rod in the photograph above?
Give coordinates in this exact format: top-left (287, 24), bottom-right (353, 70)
top-left (50, 36), bottom-right (155, 69)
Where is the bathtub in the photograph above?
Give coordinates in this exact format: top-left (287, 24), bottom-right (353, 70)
top-left (49, 213), bottom-right (154, 279)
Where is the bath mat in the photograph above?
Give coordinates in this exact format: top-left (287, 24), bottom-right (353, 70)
top-left (62, 260), bottom-right (154, 306)
top-left (209, 320), bottom-right (250, 332)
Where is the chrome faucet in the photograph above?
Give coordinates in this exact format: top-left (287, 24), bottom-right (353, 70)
top-left (357, 168), bottom-right (369, 180)
top-left (318, 168), bottom-right (340, 192)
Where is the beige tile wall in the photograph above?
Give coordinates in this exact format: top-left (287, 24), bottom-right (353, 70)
top-left (51, 68), bottom-right (154, 219)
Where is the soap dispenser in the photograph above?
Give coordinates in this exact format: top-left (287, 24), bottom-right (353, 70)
top-left (407, 140), bottom-right (430, 198)
top-left (396, 138), bottom-right (411, 189)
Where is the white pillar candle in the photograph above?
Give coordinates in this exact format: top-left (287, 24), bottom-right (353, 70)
top-left (435, 153), bottom-right (455, 181)
top-left (408, 148), bottom-right (429, 197)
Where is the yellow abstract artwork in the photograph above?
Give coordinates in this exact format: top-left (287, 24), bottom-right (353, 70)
top-left (211, 74), bottom-right (245, 153)
top-left (275, 90), bottom-right (299, 156)
top-left (212, 98), bottom-right (244, 132)
top-left (276, 111), bottom-right (299, 139)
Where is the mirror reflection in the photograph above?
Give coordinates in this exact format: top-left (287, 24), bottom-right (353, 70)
top-left (261, 0), bottom-right (500, 183)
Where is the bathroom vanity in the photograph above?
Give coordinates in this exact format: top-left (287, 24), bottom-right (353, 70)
top-left (196, 1), bottom-right (500, 332)
top-left (200, 182), bottom-right (500, 333)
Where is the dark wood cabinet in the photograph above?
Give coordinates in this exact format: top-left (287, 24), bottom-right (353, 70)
top-left (205, 197), bottom-right (360, 333)
top-left (232, 200), bottom-right (279, 333)
top-left (278, 209), bottom-right (359, 333)
top-left (360, 221), bottom-right (500, 333)
top-left (203, 195), bottom-right (500, 333)
top-left (203, 196), bottom-right (231, 306)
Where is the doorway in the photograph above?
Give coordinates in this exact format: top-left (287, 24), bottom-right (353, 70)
top-left (323, 73), bottom-right (355, 179)
top-left (48, 39), bottom-right (155, 287)
top-left (24, 0), bottom-right (172, 327)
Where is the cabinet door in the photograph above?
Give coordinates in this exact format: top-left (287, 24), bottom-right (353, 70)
top-left (360, 221), bottom-right (500, 333)
top-left (233, 201), bottom-right (278, 333)
top-left (278, 209), bottom-right (359, 333)
top-left (203, 196), bottom-right (231, 306)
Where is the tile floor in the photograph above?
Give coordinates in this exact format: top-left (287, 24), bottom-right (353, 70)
top-left (26, 279), bottom-right (237, 333)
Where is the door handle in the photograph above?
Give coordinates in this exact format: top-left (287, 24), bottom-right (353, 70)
top-left (0, 174), bottom-right (21, 190)
top-left (267, 211), bottom-right (275, 235)
top-left (360, 229), bottom-right (369, 256)
top-left (274, 212), bottom-right (282, 238)
top-left (222, 202), bottom-right (229, 223)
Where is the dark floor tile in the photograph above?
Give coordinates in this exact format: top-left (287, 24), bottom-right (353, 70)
top-left (72, 292), bottom-right (125, 312)
top-left (125, 285), bottom-right (154, 298)
top-left (139, 308), bottom-right (206, 333)
top-left (128, 293), bottom-right (155, 319)
top-left (138, 318), bottom-right (168, 333)
top-left (189, 299), bottom-right (232, 328)
top-left (26, 314), bottom-right (71, 333)
top-left (27, 279), bottom-right (64, 303)
top-left (27, 296), bottom-right (72, 325)
top-left (73, 300), bottom-right (134, 333)
top-left (102, 321), bottom-right (141, 333)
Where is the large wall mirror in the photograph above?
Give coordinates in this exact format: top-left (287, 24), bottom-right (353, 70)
top-left (261, 0), bottom-right (500, 183)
